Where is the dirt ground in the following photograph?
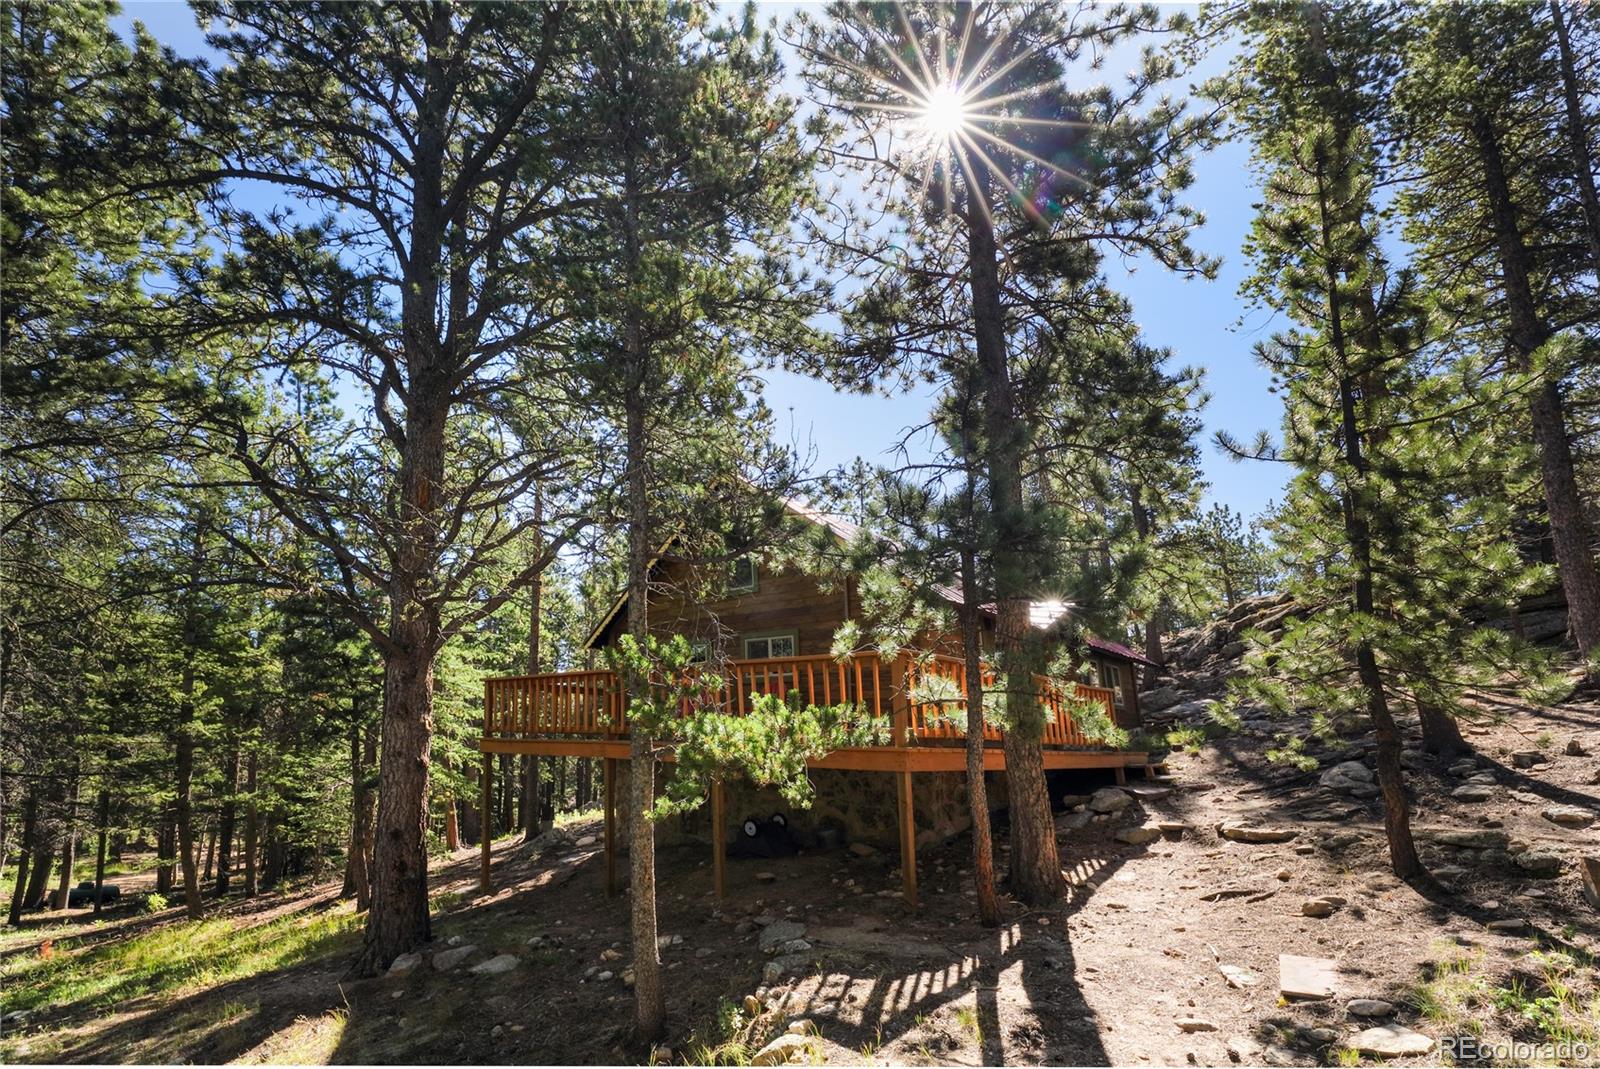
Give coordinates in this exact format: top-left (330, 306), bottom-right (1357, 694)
top-left (3, 691), bottom-right (1597, 1066)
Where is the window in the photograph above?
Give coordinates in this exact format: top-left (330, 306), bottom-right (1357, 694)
top-left (743, 632), bottom-right (796, 659)
top-left (727, 556), bottom-right (758, 594)
top-left (1096, 661), bottom-right (1126, 708)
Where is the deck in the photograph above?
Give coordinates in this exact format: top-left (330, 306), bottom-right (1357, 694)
top-left (475, 652), bottom-right (1148, 907)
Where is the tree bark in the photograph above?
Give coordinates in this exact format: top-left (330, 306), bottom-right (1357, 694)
top-left (155, 809), bottom-right (174, 895)
top-left (343, 714), bottom-right (371, 908)
top-left (93, 789), bottom-right (110, 916)
top-left (1417, 699), bottom-right (1468, 759)
top-left (7, 790), bottom-right (36, 925)
top-left (243, 754), bottom-right (259, 897)
top-left (215, 748), bottom-right (237, 896)
top-left (960, 538), bottom-right (1001, 926)
top-left (51, 765), bottom-right (79, 911)
top-left (1469, 107), bottom-right (1600, 659)
top-left (964, 161), bottom-right (1064, 905)
top-left (1550, 0), bottom-right (1600, 276)
top-left (23, 843), bottom-right (52, 910)
top-left (201, 821), bottom-right (216, 884)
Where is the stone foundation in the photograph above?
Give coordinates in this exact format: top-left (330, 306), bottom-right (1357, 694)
top-left (599, 758), bottom-right (1011, 853)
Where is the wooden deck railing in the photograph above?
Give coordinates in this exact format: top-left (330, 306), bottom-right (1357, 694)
top-left (484, 651), bottom-right (1120, 751)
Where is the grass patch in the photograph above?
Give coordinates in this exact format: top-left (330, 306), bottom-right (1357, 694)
top-left (1410, 941), bottom-right (1599, 1065)
top-left (0, 899), bottom-right (362, 1023)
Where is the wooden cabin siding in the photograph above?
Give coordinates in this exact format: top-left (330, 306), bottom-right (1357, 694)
top-left (592, 559), bottom-right (853, 659)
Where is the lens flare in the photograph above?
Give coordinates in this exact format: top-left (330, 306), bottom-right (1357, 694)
top-left (919, 82), bottom-right (969, 142)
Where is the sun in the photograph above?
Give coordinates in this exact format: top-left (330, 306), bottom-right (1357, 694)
top-left (918, 82), bottom-right (970, 142)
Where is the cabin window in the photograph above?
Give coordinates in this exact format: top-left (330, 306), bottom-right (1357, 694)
top-left (743, 632), bottom-right (796, 659)
top-left (1096, 661), bottom-right (1126, 708)
top-left (727, 556), bottom-right (758, 594)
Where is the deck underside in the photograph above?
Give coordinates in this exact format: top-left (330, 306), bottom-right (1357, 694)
top-left (477, 736), bottom-right (1148, 773)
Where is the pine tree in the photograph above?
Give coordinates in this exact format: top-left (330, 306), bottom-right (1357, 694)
top-left (1393, 2), bottom-right (1600, 662)
top-left (800, 0), bottom-right (1217, 903)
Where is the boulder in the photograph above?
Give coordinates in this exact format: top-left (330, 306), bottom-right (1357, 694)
top-left (758, 921), bottom-right (808, 953)
top-left (1115, 825), bottom-right (1161, 846)
top-left (751, 1034), bottom-right (820, 1066)
top-left (1511, 751), bottom-right (1543, 769)
top-left (432, 944), bottom-right (478, 972)
top-left (1434, 829), bottom-right (1509, 850)
top-left (1542, 805), bottom-right (1594, 828)
top-left (1346, 999), bottom-right (1394, 1018)
top-left (1142, 686), bottom-right (1183, 713)
top-left (387, 952), bottom-right (423, 979)
top-left (1088, 787), bottom-right (1133, 814)
top-left (1219, 821), bottom-right (1298, 844)
top-left (1580, 857), bottom-right (1600, 911)
top-left (1513, 850), bottom-right (1563, 878)
top-left (1451, 784), bottom-right (1494, 802)
top-left (761, 953), bottom-right (812, 984)
top-left (1319, 761), bottom-right (1374, 794)
top-left (1346, 1025), bottom-right (1435, 1058)
top-left (470, 954), bottom-right (521, 976)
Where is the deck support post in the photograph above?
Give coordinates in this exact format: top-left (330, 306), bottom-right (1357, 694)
top-left (479, 751), bottom-right (493, 893)
top-left (1113, 765), bottom-right (1127, 786)
top-left (603, 757), bottom-right (617, 897)
top-left (896, 768), bottom-right (917, 910)
top-left (711, 778), bottom-right (726, 900)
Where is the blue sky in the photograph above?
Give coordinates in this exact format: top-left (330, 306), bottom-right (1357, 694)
top-left (116, 1), bottom-right (1287, 521)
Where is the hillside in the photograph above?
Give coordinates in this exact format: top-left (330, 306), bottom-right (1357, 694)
top-left (4, 659), bottom-right (1596, 1067)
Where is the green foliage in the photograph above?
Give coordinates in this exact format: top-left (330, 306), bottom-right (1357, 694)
top-left (608, 634), bottom-right (889, 817)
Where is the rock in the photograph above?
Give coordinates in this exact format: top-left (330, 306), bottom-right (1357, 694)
top-left (1485, 918), bottom-right (1527, 933)
top-left (751, 1034), bottom-right (819, 1066)
top-left (1262, 1045), bottom-right (1300, 1066)
top-left (1301, 898), bottom-right (1339, 918)
top-left (1226, 1035), bottom-right (1263, 1063)
top-left (1346, 999), bottom-right (1394, 1017)
top-left (596, 969), bottom-right (615, 982)
top-left (761, 953), bottom-right (811, 984)
top-left (386, 951), bottom-right (423, 978)
top-left (1219, 821), bottom-right (1298, 844)
top-left (432, 944), bottom-right (478, 972)
top-left (1513, 851), bottom-right (1563, 877)
top-left (1574, 856), bottom-right (1600, 912)
top-left (1346, 1025), bottom-right (1435, 1057)
top-left (1158, 821), bottom-right (1194, 836)
top-left (755, 871), bottom-right (778, 883)
top-left (1279, 954), bottom-right (1340, 1000)
top-left (847, 841), bottom-right (878, 857)
top-left (744, 995), bottom-right (763, 1015)
top-left (1567, 738), bottom-right (1588, 757)
top-left (1542, 805), bottom-right (1594, 828)
top-left (575, 834), bottom-right (597, 847)
top-left (734, 921), bottom-right (756, 935)
top-left (651, 1045), bottom-right (673, 1063)
top-left (1447, 758), bottom-right (1478, 776)
top-left (1116, 825), bottom-right (1161, 846)
top-left (758, 921), bottom-right (807, 953)
top-left (1088, 787), bottom-right (1133, 814)
top-left (1303, 1027), bottom-right (1340, 1044)
top-left (1218, 964), bottom-right (1261, 989)
top-left (470, 953), bottom-right (520, 976)
top-left (1451, 784), bottom-right (1494, 802)
top-left (1176, 1018), bottom-right (1218, 1033)
top-left (1142, 686), bottom-right (1183, 712)
top-left (656, 934), bottom-right (683, 950)
top-left (600, 947), bottom-right (623, 961)
top-left (1435, 829), bottom-right (1509, 850)
top-left (1512, 750), bottom-right (1542, 769)
top-left (1319, 761), bottom-right (1374, 794)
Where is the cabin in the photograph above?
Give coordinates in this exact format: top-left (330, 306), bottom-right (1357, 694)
top-left (476, 498), bottom-right (1158, 908)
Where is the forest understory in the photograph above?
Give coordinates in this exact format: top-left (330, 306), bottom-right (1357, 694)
top-left (3, 673), bottom-right (1595, 1068)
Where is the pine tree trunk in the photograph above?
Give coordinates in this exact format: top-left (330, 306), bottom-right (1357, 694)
top-left (1417, 699), bottom-right (1468, 759)
top-left (8, 790), bottom-right (36, 925)
top-left (1550, 0), bottom-right (1600, 276)
top-left (624, 384), bottom-right (665, 1040)
top-left (23, 843), bottom-right (52, 910)
top-left (243, 754), bottom-right (258, 897)
top-left (355, 724), bottom-right (377, 911)
top-left (445, 790), bottom-right (461, 851)
top-left (1469, 107), bottom-right (1600, 659)
top-left (960, 540), bottom-right (1000, 926)
top-left (155, 810), bottom-right (174, 895)
top-left (52, 767), bottom-right (79, 911)
top-left (93, 789), bottom-right (110, 917)
top-left (344, 716), bottom-right (371, 907)
top-left (201, 821), bottom-right (216, 884)
top-left (964, 161), bottom-right (1063, 905)
top-left (215, 749), bottom-right (237, 896)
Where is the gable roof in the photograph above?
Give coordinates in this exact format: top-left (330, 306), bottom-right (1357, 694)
top-left (580, 495), bottom-right (1160, 667)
